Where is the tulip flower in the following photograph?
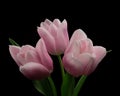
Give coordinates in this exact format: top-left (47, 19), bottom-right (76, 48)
top-left (9, 18), bottom-right (109, 96)
top-left (62, 29), bottom-right (106, 77)
top-left (37, 19), bottom-right (69, 55)
top-left (9, 39), bottom-right (53, 80)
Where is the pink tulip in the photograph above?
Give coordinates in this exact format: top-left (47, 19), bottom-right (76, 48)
top-left (9, 39), bottom-right (53, 80)
top-left (62, 29), bottom-right (106, 77)
top-left (37, 19), bottom-right (69, 55)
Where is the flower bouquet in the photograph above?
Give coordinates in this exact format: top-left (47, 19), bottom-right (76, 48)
top-left (9, 19), bottom-right (107, 96)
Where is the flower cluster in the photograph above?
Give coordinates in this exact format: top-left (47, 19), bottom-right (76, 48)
top-left (9, 19), bottom-right (106, 96)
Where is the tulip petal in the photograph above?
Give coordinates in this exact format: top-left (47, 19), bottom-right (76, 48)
top-left (70, 29), bottom-right (87, 44)
top-left (17, 53), bottom-right (26, 65)
top-left (40, 22), bottom-right (49, 30)
top-left (9, 45), bottom-right (21, 66)
top-left (80, 39), bottom-right (93, 53)
top-left (36, 39), bottom-right (53, 72)
top-left (16, 45), bottom-right (36, 65)
top-left (49, 23), bottom-right (58, 37)
top-left (65, 29), bottom-right (87, 53)
top-left (20, 62), bottom-right (50, 80)
top-left (40, 19), bottom-right (52, 30)
top-left (44, 19), bottom-right (52, 25)
top-left (37, 27), bottom-right (56, 54)
top-left (25, 50), bottom-right (40, 63)
top-left (54, 20), bottom-right (69, 54)
top-left (21, 45), bottom-right (35, 52)
top-left (55, 28), bottom-right (67, 54)
top-left (65, 40), bottom-right (81, 55)
top-left (61, 20), bottom-right (69, 44)
top-left (53, 19), bottom-right (61, 27)
top-left (61, 19), bottom-right (69, 46)
top-left (93, 46), bottom-right (106, 69)
top-left (63, 53), bottom-right (94, 77)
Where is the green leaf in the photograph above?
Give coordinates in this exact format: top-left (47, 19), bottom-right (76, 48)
top-left (33, 77), bottom-right (57, 96)
top-left (61, 73), bottom-right (75, 96)
top-left (107, 50), bottom-right (112, 53)
top-left (9, 38), bottom-right (19, 46)
top-left (72, 75), bottom-right (87, 96)
top-left (33, 80), bottom-right (46, 96)
top-left (48, 77), bottom-right (57, 96)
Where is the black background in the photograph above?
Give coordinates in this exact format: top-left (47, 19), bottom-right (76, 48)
top-left (0, 1), bottom-right (116, 96)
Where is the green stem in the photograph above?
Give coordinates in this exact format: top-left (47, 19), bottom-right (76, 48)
top-left (57, 55), bottom-right (65, 81)
top-left (48, 77), bottom-right (57, 96)
top-left (72, 75), bottom-right (87, 96)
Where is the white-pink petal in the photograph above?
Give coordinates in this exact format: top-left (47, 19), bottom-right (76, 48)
top-left (63, 53), bottom-right (94, 77)
top-left (80, 39), bottom-right (93, 54)
top-left (20, 45), bottom-right (35, 53)
top-left (20, 62), bottom-right (50, 80)
top-left (36, 39), bottom-right (53, 72)
top-left (37, 27), bottom-right (56, 54)
top-left (49, 23), bottom-right (58, 37)
top-left (53, 19), bottom-right (61, 27)
top-left (9, 45), bottom-right (21, 66)
top-left (25, 50), bottom-right (40, 63)
top-left (93, 46), bottom-right (106, 68)
top-left (70, 29), bottom-right (87, 44)
top-left (44, 19), bottom-right (52, 26)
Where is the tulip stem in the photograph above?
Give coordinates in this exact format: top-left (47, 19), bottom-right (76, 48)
top-left (57, 55), bottom-right (65, 81)
top-left (72, 75), bottom-right (87, 96)
top-left (48, 77), bottom-right (57, 96)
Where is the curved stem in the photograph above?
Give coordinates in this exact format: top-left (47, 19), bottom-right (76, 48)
top-left (57, 55), bottom-right (65, 81)
top-left (48, 77), bottom-right (57, 96)
top-left (72, 75), bottom-right (87, 96)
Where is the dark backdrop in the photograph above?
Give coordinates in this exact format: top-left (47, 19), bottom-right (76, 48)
top-left (0, 1), bottom-right (116, 96)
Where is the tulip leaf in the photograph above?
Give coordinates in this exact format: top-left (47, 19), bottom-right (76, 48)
top-left (33, 77), bottom-right (57, 96)
top-left (61, 73), bottom-right (75, 96)
top-left (9, 38), bottom-right (19, 46)
top-left (33, 80), bottom-right (46, 95)
top-left (72, 75), bottom-right (87, 96)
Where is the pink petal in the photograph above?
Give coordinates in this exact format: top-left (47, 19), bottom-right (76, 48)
top-left (40, 22), bottom-right (49, 30)
top-left (16, 45), bottom-right (36, 65)
top-left (61, 19), bottom-right (69, 47)
top-left (70, 29), bottom-right (87, 44)
top-left (17, 53), bottom-right (26, 65)
top-left (25, 50), bottom-right (40, 63)
top-left (53, 19), bottom-right (61, 27)
top-left (9, 45), bottom-right (21, 66)
top-left (36, 39), bottom-right (53, 72)
top-left (65, 29), bottom-right (87, 53)
top-left (65, 40), bottom-right (81, 56)
top-left (21, 45), bottom-right (35, 52)
top-left (44, 19), bottom-right (52, 25)
top-left (37, 27), bottom-right (56, 54)
top-left (40, 19), bottom-right (52, 30)
top-left (20, 62), bottom-right (50, 80)
top-left (92, 46), bottom-right (106, 69)
top-left (55, 29), bottom-right (67, 54)
top-left (65, 38), bottom-right (93, 55)
top-left (63, 53), bottom-right (94, 77)
top-left (54, 20), bottom-right (69, 54)
top-left (80, 39), bottom-right (93, 53)
top-left (49, 23), bottom-right (58, 37)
